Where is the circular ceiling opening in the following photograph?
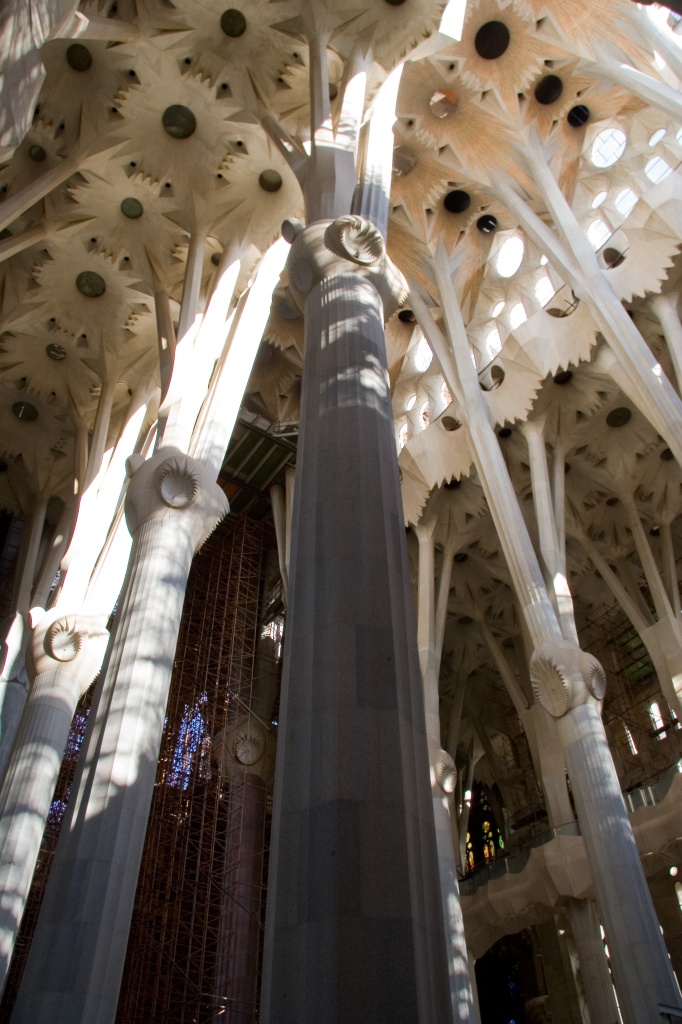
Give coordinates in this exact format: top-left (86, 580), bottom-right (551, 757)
top-left (605, 406), bottom-right (631, 428)
top-left (430, 89), bottom-right (458, 118)
top-left (496, 236), bottom-right (524, 278)
top-left (661, 447), bottom-right (674, 461)
top-left (591, 127), bottom-right (627, 168)
top-left (444, 189), bottom-right (471, 213)
top-left (534, 75), bottom-right (563, 105)
top-left (398, 309), bottom-right (416, 323)
top-left (162, 105), bottom-right (197, 139)
top-left (602, 247), bottom-right (626, 269)
top-left (76, 271), bottom-right (106, 298)
top-left (477, 214), bottom-right (497, 233)
top-left (442, 416), bottom-right (461, 431)
top-left (259, 169), bottom-right (283, 192)
top-left (498, 427), bottom-right (512, 438)
top-left (454, 552), bottom-right (468, 563)
top-left (221, 9), bottom-right (247, 36)
top-left (12, 401), bottom-right (38, 422)
top-left (29, 144), bottom-right (46, 162)
top-left (474, 21), bottom-right (510, 60)
top-left (66, 44), bottom-right (92, 72)
top-left (459, 615), bottom-right (473, 625)
top-left (567, 104), bottom-right (590, 128)
top-left (120, 197), bottom-right (144, 219)
top-left (553, 370), bottom-right (573, 385)
top-left (46, 343), bottom-right (67, 361)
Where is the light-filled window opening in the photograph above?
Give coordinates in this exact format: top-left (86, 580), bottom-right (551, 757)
top-left (441, 379), bottom-right (452, 405)
top-left (592, 190), bottom-right (608, 208)
top-left (415, 334), bottom-right (433, 371)
top-left (645, 156), bottom-right (673, 183)
top-left (420, 401), bottom-right (430, 427)
top-left (676, 882), bottom-right (682, 914)
top-left (510, 302), bottom-right (527, 329)
top-left (587, 218), bottom-right (612, 250)
top-left (615, 188), bottom-right (638, 216)
top-left (591, 127), bottom-right (627, 168)
top-left (399, 422), bottom-right (409, 449)
top-left (650, 701), bottom-right (667, 739)
top-left (406, 394), bottom-right (417, 411)
top-left (649, 128), bottom-right (666, 147)
top-left (624, 723), bottom-right (638, 755)
top-left (496, 235), bottom-right (525, 278)
top-left (540, 254), bottom-right (548, 265)
top-left (492, 300), bottom-right (505, 317)
top-left (535, 275), bottom-right (555, 307)
top-left (485, 328), bottom-right (503, 360)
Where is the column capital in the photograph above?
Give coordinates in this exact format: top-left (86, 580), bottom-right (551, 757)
top-left (530, 641), bottom-right (606, 718)
top-left (213, 713), bottom-right (275, 783)
top-left (430, 745), bottom-right (457, 795)
top-left (28, 608), bottom-right (109, 693)
top-left (124, 447), bottom-right (228, 549)
top-left (283, 215), bottom-right (408, 319)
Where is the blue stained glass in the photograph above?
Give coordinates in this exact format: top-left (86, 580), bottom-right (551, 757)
top-left (168, 694), bottom-right (207, 789)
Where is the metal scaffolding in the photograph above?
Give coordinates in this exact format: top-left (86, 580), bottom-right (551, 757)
top-left (116, 514), bottom-right (280, 1024)
top-left (580, 604), bottom-right (682, 790)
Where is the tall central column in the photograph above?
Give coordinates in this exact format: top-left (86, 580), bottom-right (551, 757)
top-left (260, 218), bottom-right (451, 1023)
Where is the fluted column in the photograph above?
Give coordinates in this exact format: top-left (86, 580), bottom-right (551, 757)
top-left (531, 645), bottom-right (682, 1024)
top-left (260, 217), bottom-right (452, 1023)
top-left (415, 523), bottom-right (474, 1023)
top-left (566, 898), bottom-right (619, 1024)
top-left (11, 448), bottom-right (228, 1024)
top-left (0, 609), bottom-right (108, 990)
top-left (426, 255), bottom-right (682, 1023)
top-left (0, 493), bottom-right (48, 775)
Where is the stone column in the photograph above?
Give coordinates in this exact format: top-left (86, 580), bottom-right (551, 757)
top-left (0, 493), bottom-right (48, 775)
top-left (531, 643), bottom-right (682, 1024)
top-left (651, 293), bottom-right (682, 396)
top-left (415, 522), bottom-right (474, 1023)
top-left (533, 917), bottom-right (583, 1024)
top-left (10, 449), bottom-right (227, 1024)
top-left (425, 255), bottom-right (682, 1023)
top-left (212, 716), bottom-right (273, 1024)
top-left (260, 217), bottom-right (452, 1024)
top-left (586, 52), bottom-right (682, 123)
top-left (0, 608), bottom-right (108, 990)
top-left (566, 898), bottom-right (620, 1024)
top-left (494, 174), bottom-right (682, 466)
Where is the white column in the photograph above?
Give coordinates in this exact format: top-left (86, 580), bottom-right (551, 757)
top-left (0, 610), bottom-right (108, 990)
top-left (0, 494), bottom-right (48, 775)
top-left (430, 255), bottom-right (682, 1023)
top-left (416, 522), bottom-right (474, 1023)
top-left (11, 450), bottom-right (228, 1024)
top-left (586, 51), bottom-right (682, 123)
top-left (566, 898), bottom-right (620, 1024)
top-left (652, 293), bottom-right (682, 395)
top-left (660, 521), bottom-right (681, 619)
top-left (523, 419), bottom-right (578, 643)
top-left (495, 176), bottom-right (682, 467)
